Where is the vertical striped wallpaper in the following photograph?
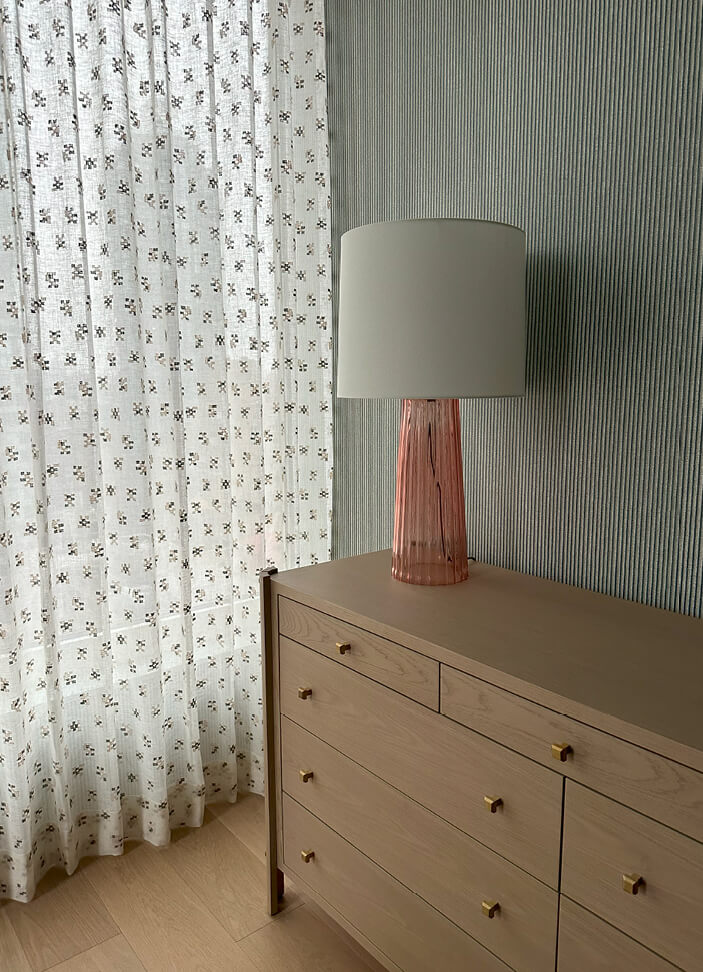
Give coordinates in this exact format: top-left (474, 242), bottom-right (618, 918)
top-left (326, 0), bottom-right (703, 616)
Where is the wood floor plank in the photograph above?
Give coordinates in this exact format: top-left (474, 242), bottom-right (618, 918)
top-left (240, 904), bottom-right (379, 972)
top-left (210, 794), bottom-right (266, 863)
top-left (82, 842), bottom-right (255, 972)
top-left (164, 815), bottom-right (301, 942)
top-left (0, 908), bottom-right (32, 972)
top-left (3, 870), bottom-right (118, 972)
top-left (46, 934), bottom-right (145, 972)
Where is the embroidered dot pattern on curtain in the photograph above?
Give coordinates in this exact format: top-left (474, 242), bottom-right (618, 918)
top-left (0, 0), bottom-right (332, 902)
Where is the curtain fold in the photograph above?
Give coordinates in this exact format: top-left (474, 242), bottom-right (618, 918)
top-left (0, 0), bottom-right (332, 902)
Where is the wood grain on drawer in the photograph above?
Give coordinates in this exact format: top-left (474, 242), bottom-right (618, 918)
top-left (282, 718), bottom-right (558, 972)
top-left (441, 664), bottom-right (703, 842)
top-left (280, 637), bottom-right (562, 887)
top-left (278, 596), bottom-right (439, 708)
top-left (283, 795), bottom-right (510, 972)
top-left (557, 897), bottom-right (678, 971)
top-left (562, 781), bottom-right (703, 970)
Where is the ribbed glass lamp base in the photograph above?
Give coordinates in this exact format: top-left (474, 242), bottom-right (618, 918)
top-left (392, 399), bottom-right (469, 586)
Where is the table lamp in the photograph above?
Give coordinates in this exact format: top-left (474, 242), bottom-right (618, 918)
top-left (337, 218), bottom-right (526, 585)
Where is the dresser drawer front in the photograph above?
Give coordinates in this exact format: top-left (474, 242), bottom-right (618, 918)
top-left (278, 596), bottom-right (439, 708)
top-left (562, 781), bottom-right (703, 970)
top-left (558, 897), bottom-right (678, 971)
top-left (282, 795), bottom-right (510, 972)
top-left (282, 717), bottom-right (558, 972)
top-left (280, 637), bottom-right (562, 887)
top-left (441, 664), bottom-right (703, 841)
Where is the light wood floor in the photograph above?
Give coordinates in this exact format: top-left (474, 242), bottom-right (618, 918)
top-left (0, 796), bottom-right (383, 972)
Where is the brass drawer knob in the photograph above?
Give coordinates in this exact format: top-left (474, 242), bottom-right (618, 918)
top-left (623, 873), bottom-right (645, 895)
top-left (484, 796), bottom-right (503, 813)
top-left (336, 641), bottom-right (351, 655)
top-left (551, 742), bottom-right (573, 762)
top-left (482, 900), bottom-right (500, 919)
top-left (299, 770), bottom-right (314, 783)
top-left (301, 849), bottom-right (315, 863)
top-left (298, 687), bottom-right (313, 700)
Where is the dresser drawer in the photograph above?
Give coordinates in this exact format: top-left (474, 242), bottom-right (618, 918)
top-left (278, 596), bottom-right (439, 708)
top-left (562, 781), bottom-right (703, 970)
top-left (282, 717), bottom-right (558, 972)
top-left (280, 637), bottom-right (562, 886)
top-left (441, 664), bottom-right (703, 841)
top-left (558, 897), bottom-right (678, 971)
top-left (283, 794), bottom-right (510, 972)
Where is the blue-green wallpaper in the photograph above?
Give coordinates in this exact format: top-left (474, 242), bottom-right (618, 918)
top-left (327, 0), bottom-right (703, 616)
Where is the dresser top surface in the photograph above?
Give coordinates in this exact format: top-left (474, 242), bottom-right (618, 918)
top-left (272, 550), bottom-right (703, 759)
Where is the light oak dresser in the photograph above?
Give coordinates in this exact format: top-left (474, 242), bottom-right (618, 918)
top-left (261, 550), bottom-right (703, 971)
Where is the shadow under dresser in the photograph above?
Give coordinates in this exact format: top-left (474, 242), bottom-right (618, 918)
top-left (261, 550), bottom-right (703, 972)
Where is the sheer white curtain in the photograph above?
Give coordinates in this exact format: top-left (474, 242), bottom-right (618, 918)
top-left (0, 0), bottom-right (332, 902)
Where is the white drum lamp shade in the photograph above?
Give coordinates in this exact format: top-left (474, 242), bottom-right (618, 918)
top-left (336, 218), bottom-right (527, 586)
top-left (337, 219), bottom-right (526, 399)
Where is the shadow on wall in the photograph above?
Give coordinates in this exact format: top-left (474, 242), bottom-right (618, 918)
top-left (467, 238), bottom-right (681, 592)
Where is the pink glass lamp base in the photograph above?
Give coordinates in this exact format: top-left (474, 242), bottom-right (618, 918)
top-left (392, 398), bottom-right (469, 585)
